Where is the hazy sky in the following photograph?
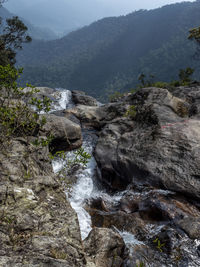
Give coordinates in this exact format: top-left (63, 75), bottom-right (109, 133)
top-left (5, 0), bottom-right (196, 13)
top-left (4, 0), bottom-right (196, 34)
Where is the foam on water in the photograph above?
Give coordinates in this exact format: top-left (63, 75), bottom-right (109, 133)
top-left (51, 89), bottom-right (200, 267)
top-left (52, 89), bottom-right (73, 111)
top-left (117, 230), bottom-right (144, 246)
top-left (57, 89), bottom-right (73, 110)
top-left (69, 131), bottom-right (98, 239)
top-left (52, 129), bottom-right (98, 240)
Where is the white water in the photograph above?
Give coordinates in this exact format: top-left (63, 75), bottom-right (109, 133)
top-left (50, 88), bottom-right (139, 242)
top-left (50, 88), bottom-right (145, 245)
top-left (52, 130), bottom-right (97, 240)
top-left (68, 131), bottom-right (98, 240)
top-left (52, 89), bottom-right (74, 111)
top-left (50, 89), bottom-right (97, 239)
top-left (50, 88), bottom-right (200, 267)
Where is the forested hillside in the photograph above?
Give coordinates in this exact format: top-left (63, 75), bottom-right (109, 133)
top-left (0, 7), bottom-right (57, 40)
top-left (17, 1), bottom-right (200, 100)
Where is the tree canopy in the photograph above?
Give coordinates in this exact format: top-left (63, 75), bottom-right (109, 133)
top-left (0, 1), bottom-right (31, 66)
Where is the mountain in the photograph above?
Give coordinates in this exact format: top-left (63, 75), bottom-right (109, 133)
top-left (4, 0), bottom-right (183, 36)
top-left (16, 1), bottom-right (200, 100)
top-left (3, 0), bottom-right (117, 35)
top-left (0, 6), bottom-right (58, 40)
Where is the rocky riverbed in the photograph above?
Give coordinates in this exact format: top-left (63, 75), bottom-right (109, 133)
top-left (1, 86), bottom-right (200, 266)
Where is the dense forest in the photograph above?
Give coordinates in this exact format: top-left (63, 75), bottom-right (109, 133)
top-left (16, 1), bottom-right (200, 100)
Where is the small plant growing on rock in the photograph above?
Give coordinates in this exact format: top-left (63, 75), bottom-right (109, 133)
top-left (51, 147), bottom-right (91, 190)
top-left (136, 260), bottom-right (145, 267)
top-left (153, 237), bottom-right (165, 252)
top-left (109, 91), bottom-right (124, 102)
top-left (125, 105), bottom-right (137, 118)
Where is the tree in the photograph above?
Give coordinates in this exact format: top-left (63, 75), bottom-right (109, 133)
top-left (188, 27), bottom-right (200, 57)
top-left (0, 1), bottom-right (31, 65)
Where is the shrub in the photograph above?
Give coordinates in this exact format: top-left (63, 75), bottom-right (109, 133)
top-left (124, 105), bottom-right (137, 118)
top-left (0, 65), bottom-right (51, 148)
top-left (109, 91), bottom-right (124, 102)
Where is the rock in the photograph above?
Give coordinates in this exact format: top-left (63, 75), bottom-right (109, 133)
top-left (0, 139), bottom-right (86, 266)
top-left (95, 87), bottom-right (200, 199)
top-left (65, 100), bottom-right (130, 130)
top-left (33, 87), bottom-right (56, 95)
top-left (94, 118), bottom-right (134, 190)
top-left (172, 85), bottom-right (200, 118)
top-left (177, 217), bottom-right (200, 239)
top-left (84, 228), bottom-right (125, 267)
top-left (65, 105), bottom-right (105, 129)
top-left (72, 91), bottom-right (98, 106)
top-left (41, 114), bottom-right (82, 153)
top-left (24, 86), bottom-right (57, 102)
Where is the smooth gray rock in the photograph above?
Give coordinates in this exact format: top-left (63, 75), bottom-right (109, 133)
top-left (72, 91), bottom-right (98, 106)
top-left (177, 217), bottom-right (200, 239)
top-left (41, 114), bottom-right (82, 153)
top-left (95, 87), bottom-right (200, 199)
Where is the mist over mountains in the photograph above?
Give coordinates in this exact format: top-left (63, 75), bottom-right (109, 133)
top-left (4, 0), bottom-right (195, 36)
top-left (0, 6), bottom-right (58, 40)
top-left (15, 1), bottom-right (200, 100)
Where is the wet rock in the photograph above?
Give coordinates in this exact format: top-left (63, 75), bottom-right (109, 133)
top-left (72, 91), bottom-right (98, 106)
top-left (89, 209), bottom-right (147, 239)
top-left (84, 228), bottom-right (125, 267)
top-left (41, 114), bottom-right (82, 153)
top-left (125, 225), bottom-right (200, 267)
top-left (95, 87), bottom-right (200, 199)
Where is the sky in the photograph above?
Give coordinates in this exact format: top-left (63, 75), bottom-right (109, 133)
top-left (4, 0), bottom-right (196, 34)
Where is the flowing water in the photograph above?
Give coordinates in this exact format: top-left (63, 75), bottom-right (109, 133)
top-left (51, 88), bottom-right (200, 266)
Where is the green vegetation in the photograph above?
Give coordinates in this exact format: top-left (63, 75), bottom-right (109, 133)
top-left (15, 1), bottom-right (200, 100)
top-left (0, 5), bottom-right (53, 155)
top-left (50, 147), bottom-right (91, 168)
top-left (0, 65), bottom-right (52, 147)
top-left (136, 67), bottom-right (194, 91)
top-left (51, 147), bottom-right (91, 191)
top-left (109, 91), bottom-right (124, 102)
top-left (136, 262), bottom-right (145, 267)
top-left (0, 15), bottom-right (31, 66)
top-left (125, 105), bottom-right (137, 119)
top-left (188, 26), bottom-right (200, 57)
top-left (179, 67), bottom-right (194, 84)
top-left (153, 238), bottom-right (165, 253)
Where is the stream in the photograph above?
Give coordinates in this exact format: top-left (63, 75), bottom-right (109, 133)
top-left (50, 89), bottom-right (140, 242)
top-left (50, 88), bottom-right (200, 267)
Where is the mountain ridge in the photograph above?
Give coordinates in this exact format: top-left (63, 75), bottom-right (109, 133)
top-left (0, 6), bottom-right (58, 40)
top-left (16, 1), bottom-right (200, 100)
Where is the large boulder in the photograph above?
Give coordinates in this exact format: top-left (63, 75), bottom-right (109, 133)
top-left (41, 114), bottom-right (82, 153)
top-left (72, 91), bottom-right (98, 106)
top-left (84, 228), bottom-right (125, 267)
top-left (65, 101), bottom-right (129, 130)
top-left (95, 87), bottom-right (200, 199)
